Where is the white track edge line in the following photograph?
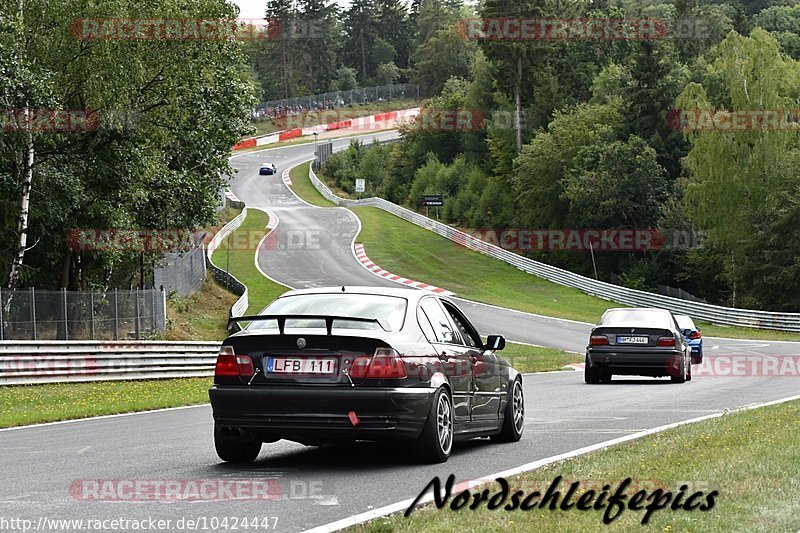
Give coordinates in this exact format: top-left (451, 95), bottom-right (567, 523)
top-left (0, 403), bottom-right (210, 432)
top-left (305, 392), bottom-right (800, 533)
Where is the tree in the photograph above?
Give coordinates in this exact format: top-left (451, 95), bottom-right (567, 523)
top-left (478, 0), bottom-right (551, 152)
top-left (411, 27), bottom-right (475, 94)
top-left (375, 62), bottom-right (400, 85)
top-left (376, 0), bottom-right (413, 69)
top-left (342, 0), bottom-right (378, 81)
top-left (677, 29), bottom-right (800, 307)
top-left (333, 66), bottom-right (358, 90)
top-left (0, 0), bottom-right (258, 290)
top-left (563, 135), bottom-right (669, 229)
top-left (513, 99), bottom-right (625, 229)
top-left (297, 0), bottom-right (341, 94)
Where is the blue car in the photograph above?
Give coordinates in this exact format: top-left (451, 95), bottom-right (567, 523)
top-left (675, 314), bottom-right (702, 364)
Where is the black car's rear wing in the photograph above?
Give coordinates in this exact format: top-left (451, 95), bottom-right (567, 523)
top-left (227, 314), bottom-right (390, 335)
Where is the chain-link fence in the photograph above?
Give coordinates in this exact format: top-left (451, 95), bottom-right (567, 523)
top-left (154, 246), bottom-right (206, 298)
top-left (0, 288), bottom-right (166, 341)
top-left (253, 83), bottom-right (424, 120)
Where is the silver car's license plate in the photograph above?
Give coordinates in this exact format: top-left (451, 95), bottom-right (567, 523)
top-left (617, 336), bottom-right (649, 344)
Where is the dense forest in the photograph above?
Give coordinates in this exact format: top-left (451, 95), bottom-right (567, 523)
top-left (318, 0), bottom-right (800, 311)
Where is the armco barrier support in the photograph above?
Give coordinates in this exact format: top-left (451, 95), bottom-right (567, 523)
top-left (206, 207), bottom-right (249, 318)
top-left (308, 165), bottom-right (800, 332)
top-left (0, 341), bottom-right (219, 385)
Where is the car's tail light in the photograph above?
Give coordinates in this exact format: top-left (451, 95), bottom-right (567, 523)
top-left (215, 346), bottom-right (254, 377)
top-left (657, 336), bottom-right (676, 347)
top-left (590, 335), bottom-right (609, 346)
top-left (348, 348), bottom-right (406, 379)
top-left (689, 330), bottom-right (702, 340)
top-left (236, 355), bottom-right (255, 376)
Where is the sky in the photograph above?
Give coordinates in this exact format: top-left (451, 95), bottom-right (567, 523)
top-left (231, 0), bottom-right (352, 19)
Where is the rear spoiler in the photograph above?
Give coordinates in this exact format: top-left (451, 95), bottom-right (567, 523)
top-left (227, 314), bottom-right (390, 335)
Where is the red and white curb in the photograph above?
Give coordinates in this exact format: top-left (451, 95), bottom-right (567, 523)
top-left (353, 243), bottom-right (453, 295)
top-left (281, 167), bottom-right (293, 187)
top-left (233, 108), bottom-right (421, 151)
top-left (224, 188), bottom-right (241, 203)
top-left (565, 362), bottom-right (585, 371)
top-left (266, 210), bottom-right (279, 230)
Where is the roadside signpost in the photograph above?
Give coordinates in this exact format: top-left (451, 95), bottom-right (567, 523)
top-left (355, 179), bottom-right (365, 193)
top-left (420, 194), bottom-right (444, 218)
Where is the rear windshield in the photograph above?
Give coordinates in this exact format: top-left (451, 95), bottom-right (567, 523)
top-left (600, 309), bottom-right (672, 328)
top-left (246, 293), bottom-right (407, 332)
top-left (674, 315), bottom-right (696, 330)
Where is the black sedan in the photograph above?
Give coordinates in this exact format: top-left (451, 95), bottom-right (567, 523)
top-left (585, 308), bottom-right (692, 384)
top-left (209, 286), bottom-right (524, 463)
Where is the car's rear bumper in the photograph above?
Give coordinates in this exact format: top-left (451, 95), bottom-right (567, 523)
top-left (689, 343), bottom-right (703, 363)
top-left (587, 349), bottom-right (684, 377)
top-left (209, 385), bottom-right (434, 442)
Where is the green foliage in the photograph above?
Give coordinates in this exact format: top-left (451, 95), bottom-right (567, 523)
top-left (1, 0), bottom-right (258, 289)
top-left (677, 28), bottom-right (800, 308)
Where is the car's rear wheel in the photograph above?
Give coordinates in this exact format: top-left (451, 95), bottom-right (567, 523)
top-left (584, 356), bottom-right (601, 384)
top-left (214, 425), bottom-right (262, 463)
top-left (492, 378), bottom-right (524, 442)
top-left (670, 355), bottom-right (687, 384)
top-left (416, 387), bottom-right (453, 463)
top-left (686, 359), bottom-right (692, 381)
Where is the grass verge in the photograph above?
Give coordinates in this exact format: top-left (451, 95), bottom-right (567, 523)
top-left (277, 157), bottom-right (800, 341)
top-left (289, 162), bottom-right (336, 207)
top-left (502, 343), bottom-right (581, 373)
top-left (351, 207), bottom-right (800, 342)
top-left (210, 208), bottom-right (288, 315)
top-left (352, 206), bottom-right (613, 324)
top-left (355, 398), bottom-right (800, 532)
top-left (0, 378), bottom-right (212, 428)
top-left (164, 276), bottom-right (238, 341)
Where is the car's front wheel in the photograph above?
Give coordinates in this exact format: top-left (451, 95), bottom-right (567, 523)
top-left (214, 425), bottom-right (262, 463)
top-left (416, 387), bottom-right (453, 463)
top-left (492, 378), bottom-right (524, 442)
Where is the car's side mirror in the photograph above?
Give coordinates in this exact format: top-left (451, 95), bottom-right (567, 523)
top-left (485, 335), bottom-right (505, 351)
top-left (227, 319), bottom-right (242, 335)
top-left (682, 329), bottom-right (692, 337)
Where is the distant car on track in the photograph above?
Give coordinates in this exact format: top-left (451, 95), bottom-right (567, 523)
top-left (209, 286), bottom-right (524, 464)
top-left (585, 308), bottom-right (692, 384)
top-left (259, 162), bottom-right (277, 175)
top-left (674, 314), bottom-right (703, 364)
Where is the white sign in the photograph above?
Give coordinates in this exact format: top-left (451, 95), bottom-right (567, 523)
top-left (355, 179), bottom-right (366, 193)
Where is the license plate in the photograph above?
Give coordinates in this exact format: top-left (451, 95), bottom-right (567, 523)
top-left (617, 336), bottom-right (649, 344)
top-left (266, 357), bottom-right (336, 375)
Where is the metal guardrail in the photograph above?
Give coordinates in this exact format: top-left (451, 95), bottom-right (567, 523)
top-left (206, 207), bottom-right (249, 318)
top-left (309, 166), bottom-right (800, 331)
top-left (0, 341), bottom-right (220, 385)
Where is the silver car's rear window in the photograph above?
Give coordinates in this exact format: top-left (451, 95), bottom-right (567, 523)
top-left (600, 309), bottom-right (672, 328)
top-left (674, 315), bottom-right (696, 330)
top-left (247, 293), bottom-right (407, 331)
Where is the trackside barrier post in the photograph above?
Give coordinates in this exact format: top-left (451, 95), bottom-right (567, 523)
top-left (113, 289), bottom-right (119, 341)
top-left (29, 287), bottom-right (36, 341)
